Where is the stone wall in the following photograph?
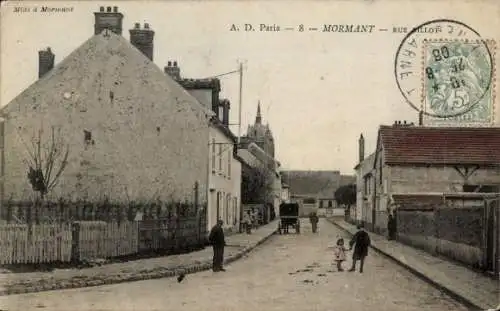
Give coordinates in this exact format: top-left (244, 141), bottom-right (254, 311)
top-left (396, 205), bottom-right (485, 268)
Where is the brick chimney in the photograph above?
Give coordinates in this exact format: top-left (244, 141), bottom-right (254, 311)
top-left (358, 134), bottom-right (365, 163)
top-left (94, 6), bottom-right (124, 35)
top-left (164, 61), bottom-right (181, 80)
top-left (129, 22), bottom-right (155, 61)
top-left (219, 99), bottom-right (231, 126)
top-left (38, 47), bottom-right (55, 78)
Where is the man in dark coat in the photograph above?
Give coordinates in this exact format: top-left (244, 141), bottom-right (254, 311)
top-left (348, 223), bottom-right (371, 273)
top-left (208, 219), bottom-right (226, 272)
top-left (387, 213), bottom-right (397, 240)
top-left (309, 212), bottom-right (319, 233)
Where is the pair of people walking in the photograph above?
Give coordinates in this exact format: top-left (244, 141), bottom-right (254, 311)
top-left (332, 223), bottom-right (371, 273)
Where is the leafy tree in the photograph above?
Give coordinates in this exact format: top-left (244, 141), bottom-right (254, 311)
top-left (241, 164), bottom-right (274, 204)
top-left (25, 126), bottom-right (69, 199)
top-left (334, 183), bottom-right (356, 208)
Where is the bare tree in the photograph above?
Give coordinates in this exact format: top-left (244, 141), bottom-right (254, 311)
top-left (25, 126), bottom-right (69, 199)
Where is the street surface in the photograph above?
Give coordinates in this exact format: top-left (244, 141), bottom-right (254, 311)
top-left (0, 219), bottom-right (468, 311)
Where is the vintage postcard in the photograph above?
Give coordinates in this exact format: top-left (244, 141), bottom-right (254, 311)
top-left (0, 0), bottom-right (499, 310)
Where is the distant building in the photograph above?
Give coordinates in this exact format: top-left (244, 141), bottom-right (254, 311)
top-left (281, 170), bottom-right (354, 216)
top-left (0, 9), bottom-right (212, 206)
top-left (281, 183), bottom-right (290, 203)
top-left (371, 121), bottom-right (500, 235)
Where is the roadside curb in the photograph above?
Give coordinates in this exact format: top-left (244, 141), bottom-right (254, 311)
top-left (0, 229), bottom-right (277, 297)
top-left (326, 219), bottom-right (486, 311)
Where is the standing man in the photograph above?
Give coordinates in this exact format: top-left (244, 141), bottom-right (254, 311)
top-left (387, 212), bottom-right (396, 240)
top-left (348, 223), bottom-right (371, 273)
top-left (309, 212), bottom-right (319, 233)
top-left (208, 219), bottom-right (226, 272)
top-left (243, 210), bottom-right (252, 234)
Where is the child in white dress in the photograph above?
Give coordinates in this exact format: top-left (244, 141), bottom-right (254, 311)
top-left (333, 237), bottom-right (348, 271)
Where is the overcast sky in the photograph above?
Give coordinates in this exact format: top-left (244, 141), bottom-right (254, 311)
top-left (1, 0), bottom-right (499, 174)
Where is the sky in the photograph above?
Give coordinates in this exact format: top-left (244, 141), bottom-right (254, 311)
top-left (1, 0), bottom-right (499, 175)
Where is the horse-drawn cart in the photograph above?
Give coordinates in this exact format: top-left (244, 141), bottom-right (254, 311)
top-left (278, 203), bottom-right (300, 234)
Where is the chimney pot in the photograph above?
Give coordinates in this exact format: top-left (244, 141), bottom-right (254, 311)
top-left (95, 5), bottom-right (123, 35)
top-left (168, 61), bottom-right (172, 66)
top-left (174, 61), bottom-right (177, 66)
top-left (134, 22), bottom-right (140, 29)
top-left (144, 23), bottom-right (150, 29)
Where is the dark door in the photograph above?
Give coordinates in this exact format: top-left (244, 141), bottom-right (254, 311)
top-left (485, 200), bottom-right (498, 273)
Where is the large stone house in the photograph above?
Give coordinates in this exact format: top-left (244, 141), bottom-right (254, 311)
top-left (371, 122), bottom-right (500, 234)
top-left (0, 15), bottom-right (213, 206)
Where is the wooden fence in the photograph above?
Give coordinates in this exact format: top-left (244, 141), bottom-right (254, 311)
top-left (0, 198), bottom-right (209, 265)
top-left (0, 223), bottom-right (72, 264)
top-left (72, 221), bottom-right (139, 261)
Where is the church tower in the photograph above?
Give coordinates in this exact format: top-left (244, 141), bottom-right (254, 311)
top-left (245, 101), bottom-right (275, 158)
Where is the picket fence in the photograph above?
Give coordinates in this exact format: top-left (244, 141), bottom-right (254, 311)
top-left (0, 223), bottom-right (72, 264)
top-left (0, 219), bottom-right (206, 265)
top-left (73, 221), bottom-right (139, 261)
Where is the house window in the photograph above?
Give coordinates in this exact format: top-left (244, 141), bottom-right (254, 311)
top-left (212, 139), bottom-right (216, 173)
top-left (319, 200), bottom-right (324, 209)
top-left (379, 159), bottom-right (383, 185)
top-left (218, 144), bottom-right (222, 172)
top-left (226, 194), bottom-right (231, 224)
top-left (216, 191), bottom-right (221, 220)
top-left (228, 150), bottom-right (231, 179)
top-left (328, 200), bottom-right (333, 208)
top-left (233, 198), bottom-right (238, 226)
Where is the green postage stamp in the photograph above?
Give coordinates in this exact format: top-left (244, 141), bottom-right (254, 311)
top-left (422, 39), bottom-right (496, 125)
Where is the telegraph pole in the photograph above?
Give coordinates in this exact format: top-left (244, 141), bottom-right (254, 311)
top-left (238, 62), bottom-right (243, 144)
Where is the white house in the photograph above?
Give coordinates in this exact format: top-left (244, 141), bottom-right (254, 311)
top-left (208, 118), bottom-right (241, 232)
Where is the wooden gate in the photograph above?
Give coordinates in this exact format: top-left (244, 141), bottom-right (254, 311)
top-left (484, 198), bottom-right (500, 276)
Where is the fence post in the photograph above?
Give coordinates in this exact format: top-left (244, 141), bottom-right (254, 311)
top-left (433, 203), bottom-right (439, 256)
top-left (71, 222), bottom-right (81, 263)
top-left (194, 181), bottom-right (201, 245)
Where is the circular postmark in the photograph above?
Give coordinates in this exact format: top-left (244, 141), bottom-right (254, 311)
top-left (394, 19), bottom-right (494, 118)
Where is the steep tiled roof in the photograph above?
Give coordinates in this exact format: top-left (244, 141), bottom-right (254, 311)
top-left (378, 125), bottom-right (500, 165)
top-left (281, 170), bottom-right (342, 198)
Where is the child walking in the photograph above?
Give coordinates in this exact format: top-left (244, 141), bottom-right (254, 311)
top-left (333, 237), bottom-right (348, 271)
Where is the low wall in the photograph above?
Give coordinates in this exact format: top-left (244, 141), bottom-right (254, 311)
top-left (374, 211), bottom-right (388, 236)
top-left (396, 207), bottom-right (484, 268)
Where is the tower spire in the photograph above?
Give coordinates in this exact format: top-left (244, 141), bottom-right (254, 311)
top-left (256, 100), bottom-right (262, 124)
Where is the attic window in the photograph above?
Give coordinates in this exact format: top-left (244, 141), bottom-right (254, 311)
top-left (109, 91), bottom-right (114, 101)
top-left (84, 130), bottom-right (92, 145)
top-left (156, 126), bottom-right (160, 133)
